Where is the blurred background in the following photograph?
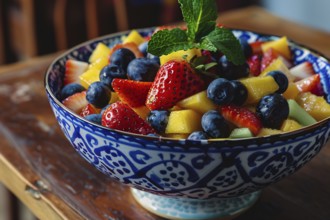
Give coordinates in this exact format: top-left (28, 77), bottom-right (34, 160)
top-left (1, 0), bottom-right (330, 65)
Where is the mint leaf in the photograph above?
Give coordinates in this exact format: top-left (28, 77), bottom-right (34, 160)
top-left (201, 27), bottom-right (245, 65)
top-left (179, 0), bottom-right (217, 42)
top-left (147, 28), bottom-right (194, 57)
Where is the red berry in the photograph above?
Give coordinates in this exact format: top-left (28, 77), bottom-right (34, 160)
top-left (146, 60), bottom-right (205, 110)
top-left (261, 48), bottom-right (279, 71)
top-left (80, 104), bottom-right (98, 117)
top-left (247, 54), bottom-right (262, 76)
top-left (62, 91), bottom-right (88, 114)
top-left (64, 59), bottom-right (88, 85)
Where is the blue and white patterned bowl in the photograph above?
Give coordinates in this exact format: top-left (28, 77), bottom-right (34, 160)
top-left (45, 28), bottom-right (330, 219)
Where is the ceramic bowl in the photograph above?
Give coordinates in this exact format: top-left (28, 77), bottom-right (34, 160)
top-left (45, 28), bottom-right (330, 220)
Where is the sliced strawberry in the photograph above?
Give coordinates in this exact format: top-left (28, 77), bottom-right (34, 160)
top-left (146, 60), bottom-right (205, 110)
top-left (109, 42), bottom-right (144, 59)
top-left (247, 54), bottom-right (262, 76)
top-left (64, 59), bottom-right (88, 85)
top-left (62, 91), bottom-right (88, 113)
top-left (295, 73), bottom-right (321, 93)
top-left (221, 105), bottom-right (262, 136)
top-left (250, 41), bottom-right (264, 55)
top-left (289, 61), bottom-right (315, 80)
top-left (112, 79), bottom-right (152, 108)
top-left (80, 103), bottom-right (99, 117)
top-left (261, 48), bottom-right (279, 71)
top-left (102, 101), bottom-right (156, 135)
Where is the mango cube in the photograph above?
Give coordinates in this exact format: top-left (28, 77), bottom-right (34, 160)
top-left (262, 36), bottom-right (291, 59)
top-left (79, 69), bottom-right (100, 89)
top-left (123, 30), bottom-right (146, 46)
top-left (160, 48), bottom-right (201, 65)
top-left (296, 92), bottom-right (330, 121)
top-left (260, 57), bottom-right (295, 82)
top-left (89, 43), bottom-right (111, 63)
top-left (165, 110), bottom-right (202, 134)
top-left (282, 82), bottom-right (300, 100)
top-left (88, 56), bottom-right (109, 71)
top-left (176, 91), bottom-right (217, 114)
top-left (281, 119), bottom-right (302, 132)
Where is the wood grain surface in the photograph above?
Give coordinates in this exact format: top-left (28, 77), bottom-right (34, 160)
top-left (0, 6), bottom-right (330, 220)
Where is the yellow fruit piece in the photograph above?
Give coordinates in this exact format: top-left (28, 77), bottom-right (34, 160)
top-left (282, 82), bottom-right (300, 100)
top-left (165, 110), bottom-right (202, 134)
top-left (165, 133), bottom-right (189, 139)
top-left (259, 57), bottom-right (295, 82)
top-left (109, 92), bottom-right (119, 104)
top-left (176, 90), bottom-right (217, 114)
top-left (261, 36), bottom-right (291, 59)
top-left (240, 76), bottom-right (279, 104)
top-left (79, 69), bottom-right (100, 89)
top-left (257, 128), bottom-right (282, 137)
top-left (132, 106), bottom-right (150, 121)
top-left (123, 30), bottom-right (146, 46)
top-left (88, 56), bottom-right (109, 71)
top-left (160, 48), bottom-right (201, 65)
top-left (89, 43), bottom-right (111, 63)
top-left (281, 119), bottom-right (302, 132)
top-left (296, 92), bottom-right (330, 121)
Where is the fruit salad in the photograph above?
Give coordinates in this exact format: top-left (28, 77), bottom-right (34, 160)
top-left (59, 0), bottom-right (330, 140)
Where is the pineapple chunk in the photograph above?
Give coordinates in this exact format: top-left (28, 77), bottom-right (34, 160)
top-left (123, 30), bottom-right (146, 46)
top-left (88, 56), bottom-right (109, 71)
top-left (160, 48), bottom-right (201, 65)
top-left (240, 76), bottom-right (279, 104)
top-left (89, 43), bottom-right (111, 63)
top-left (165, 110), bottom-right (202, 134)
top-left (79, 69), bottom-right (100, 89)
top-left (296, 92), bottom-right (330, 121)
top-left (283, 82), bottom-right (300, 100)
top-left (165, 133), bottom-right (189, 139)
top-left (262, 36), bottom-right (291, 60)
top-left (260, 57), bottom-right (295, 82)
top-left (257, 128), bottom-right (282, 137)
top-left (176, 91), bottom-right (217, 114)
top-left (281, 119), bottom-right (302, 132)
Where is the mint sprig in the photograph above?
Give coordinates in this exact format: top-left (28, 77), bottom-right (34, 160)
top-left (147, 0), bottom-right (245, 65)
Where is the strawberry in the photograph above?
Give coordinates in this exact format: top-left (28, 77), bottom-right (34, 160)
top-left (109, 42), bottom-right (144, 59)
top-left (221, 105), bottom-right (262, 136)
top-left (295, 73), bottom-right (321, 93)
top-left (62, 91), bottom-right (88, 113)
top-left (112, 79), bottom-right (152, 108)
top-left (250, 41), bottom-right (264, 55)
top-left (261, 48), bottom-right (279, 71)
top-left (102, 101), bottom-right (156, 135)
top-left (247, 54), bottom-right (261, 76)
top-left (146, 60), bottom-right (205, 110)
top-left (80, 104), bottom-right (99, 117)
top-left (64, 59), bottom-right (88, 85)
top-left (289, 61), bottom-right (315, 80)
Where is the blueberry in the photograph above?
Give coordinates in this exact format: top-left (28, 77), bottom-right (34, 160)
top-left (100, 64), bottom-right (126, 90)
top-left (127, 58), bottom-right (160, 82)
top-left (138, 41), bottom-right (148, 56)
top-left (207, 78), bottom-right (235, 105)
top-left (147, 53), bottom-right (160, 65)
top-left (217, 56), bottom-right (250, 80)
top-left (60, 83), bottom-right (85, 101)
top-left (231, 80), bottom-right (248, 106)
top-left (267, 71), bottom-right (289, 94)
top-left (239, 38), bottom-right (252, 58)
top-left (109, 48), bottom-right (135, 71)
top-left (147, 110), bottom-right (169, 133)
top-left (256, 93), bottom-right (289, 129)
top-left (86, 81), bottom-right (111, 108)
top-left (201, 110), bottom-right (230, 138)
top-left (85, 114), bottom-right (102, 125)
top-left (188, 131), bottom-right (209, 140)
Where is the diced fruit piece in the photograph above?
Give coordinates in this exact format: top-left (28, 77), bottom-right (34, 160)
top-left (160, 48), bottom-right (201, 65)
top-left (177, 90), bottom-right (217, 114)
top-left (257, 128), bottom-right (282, 137)
top-left (207, 78), bottom-right (235, 105)
top-left (109, 42), bottom-right (144, 60)
top-left (147, 110), bottom-right (170, 134)
top-left (287, 99), bottom-right (317, 126)
top-left (100, 64), bottom-right (127, 90)
top-left (60, 83), bottom-right (85, 101)
top-left (86, 81), bottom-right (111, 108)
top-left (109, 92), bottom-right (119, 104)
top-left (89, 43), bottom-right (111, 63)
top-left (88, 56), bottom-right (109, 71)
top-left (80, 104), bottom-right (99, 117)
top-left (296, 92), bottom-right (330, 121)
top-left (132, 106), bottom-right (150, 120)
top-left (109, 48), bottom-right (136, 71)
top-left (146, 60), bottom-right (205, 110)
top-left (261, 48), bottom-right (279, 71)
top-left (250, 41), bottom-right (263, 55)
top-left (295, 74), bottom-right (321, 93)
top-left (217, 56), bottom-right (250, 80)
top-left (260, 57), bottom-right (295, 81)
top-left (64, 59), bottom-right (89, 85)
top-left (282, 82), bottom-right (300, 100)
top-left (187, 131), bottom-right (208, 140)
top-left (112, 78), bottom-right (152, 107)
top-left (261, 36), bottom-right (291, 60)
top-left (201, 110), bottom-right (230, 138)
top-left (289, 61), bottom-right (315, 80)
top-left (229, 128), bottom-right (253, 139)
top-left (62, 91), bottom-right (88, 113)
top-left (165, 110), bottom-right (202, 134)
top-left (102, 101), bottom-right (156, 135)
top-left (247, 54), bottom-right (261, 76)
top-left (280, 119), bottom-right (302, 132)
top-left (79, 69), bottom-right (101, 89)
top-left (256, 94), bottom-right (289, 129)
top-left (123, 30), bottom-right (146, 46)
top-left (165, 133), bottom-right (189, 139)
top-left (221, 105), bottom-right (262, 136)
top-left (239, 75), bottom-right (279, 104)
top-left (127, 58), bottom-right (160, 82)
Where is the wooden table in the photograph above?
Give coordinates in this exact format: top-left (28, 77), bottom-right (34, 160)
top-left (1, 6), bottom-right (330, 220)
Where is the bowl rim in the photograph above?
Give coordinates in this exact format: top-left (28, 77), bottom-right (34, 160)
top-left (44, 27), bottom-right (330, 144)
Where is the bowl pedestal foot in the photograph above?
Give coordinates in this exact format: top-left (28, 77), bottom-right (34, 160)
top-left (131, 188), bottom-right (261, 220)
